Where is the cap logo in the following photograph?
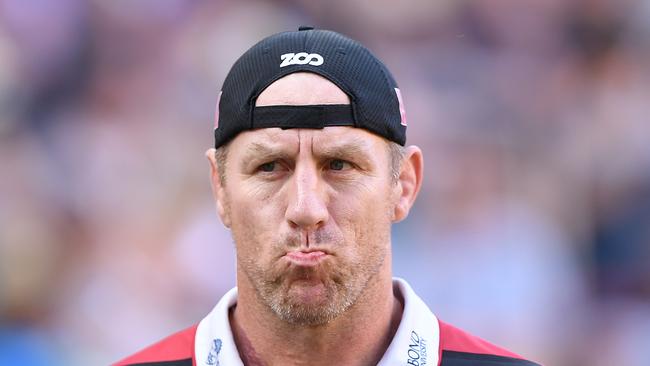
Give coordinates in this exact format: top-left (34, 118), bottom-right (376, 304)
top-left (280, 52), bottom-right (324, 67)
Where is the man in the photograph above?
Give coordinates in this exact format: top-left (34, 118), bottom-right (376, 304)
top-left (115, 27), bottom-right (540, 366)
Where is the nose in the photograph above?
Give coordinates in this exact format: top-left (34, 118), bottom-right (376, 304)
top-left (285, 160), bottom-right (329, 231)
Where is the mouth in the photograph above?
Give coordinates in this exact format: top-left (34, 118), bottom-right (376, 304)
top-left (283, 250), bottom-right (329, 266)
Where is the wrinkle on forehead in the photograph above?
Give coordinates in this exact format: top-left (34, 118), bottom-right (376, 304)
top-left (256, 72), bottom-right (350, 107)
top-left (239, 127), bottom-right (383, 160)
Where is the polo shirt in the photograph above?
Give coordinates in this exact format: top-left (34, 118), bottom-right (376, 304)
top-left (115, 278), bottom-right (540, 366)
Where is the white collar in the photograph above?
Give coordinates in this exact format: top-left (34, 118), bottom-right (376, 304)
top-left (194, 278), bottom-right (440, 366)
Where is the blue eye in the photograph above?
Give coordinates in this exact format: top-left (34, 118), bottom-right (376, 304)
top-left (259, 162), bottom-right (276, 172)
top-left (329, 159), bottom-right (347, 170)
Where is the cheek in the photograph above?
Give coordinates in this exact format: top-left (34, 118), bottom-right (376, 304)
top-left (329, 181), bottom-right (394, 247)
top-left (227, 186), bottom-right (285, 258)
top-left (330, 176), bottom-right (393, 220)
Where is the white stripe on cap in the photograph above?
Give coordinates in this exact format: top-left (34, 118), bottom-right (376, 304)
top-left (214, 91), bottom-right (222, 130)
top-left (395, 88), bottom-right (407, 127)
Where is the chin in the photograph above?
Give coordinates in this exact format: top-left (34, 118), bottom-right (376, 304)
top-left (272, 300), bottom-right (340, 326)
top-left (268, 279), bottom-right (353, 326)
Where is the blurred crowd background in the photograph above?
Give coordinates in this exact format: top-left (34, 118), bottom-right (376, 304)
top-left (1, 0), bottom-right (649, 365)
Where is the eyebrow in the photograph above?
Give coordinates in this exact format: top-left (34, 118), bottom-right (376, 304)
top-left (240, 137), bottom-right (375, 167)
top-left (241, 142), bottom-right (292, 165)
top-left (317, 139), bottom-right (373, 163)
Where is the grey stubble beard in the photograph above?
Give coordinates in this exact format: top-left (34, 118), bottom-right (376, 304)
top-left (236, 225), bottom-right (388, 327)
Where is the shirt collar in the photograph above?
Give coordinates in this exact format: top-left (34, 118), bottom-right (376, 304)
top-left (194, 278), bottom-right (440, 366)
top-left (195, 286), bottom-right (242, 366)
top-left (377, 278), bottom-right (440, 366)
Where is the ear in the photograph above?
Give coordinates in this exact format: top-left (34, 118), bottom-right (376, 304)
top-left (392, 146), bottom-right (424, 222)
top-left (206, 148), bottom-right (231, 228)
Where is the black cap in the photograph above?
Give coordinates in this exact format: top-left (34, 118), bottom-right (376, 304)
top-left (214, 27), bottom-right (407, 148)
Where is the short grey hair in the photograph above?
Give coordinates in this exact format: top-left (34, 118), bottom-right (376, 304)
top-left (214, 144), bottom-right (229, 185)
top-left (386, 140), bottom-right (405, 184)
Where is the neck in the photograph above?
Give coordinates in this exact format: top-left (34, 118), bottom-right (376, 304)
top-left (230, 269), bottom-right (402, 366)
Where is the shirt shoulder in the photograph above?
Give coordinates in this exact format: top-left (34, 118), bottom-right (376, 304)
top-left (438, 320), bottom-right (541, 366)
top-left (112, 324), bottom-right (198, 366)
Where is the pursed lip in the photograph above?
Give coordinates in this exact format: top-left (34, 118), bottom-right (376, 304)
top-left (283, 249), bottom-right (330, 266)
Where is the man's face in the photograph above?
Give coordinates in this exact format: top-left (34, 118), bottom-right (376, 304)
top-left (215, 74), bottom-right (400, 325)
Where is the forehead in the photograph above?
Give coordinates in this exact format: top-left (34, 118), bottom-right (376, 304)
top-left (228, 126), bottom-right (387, 157)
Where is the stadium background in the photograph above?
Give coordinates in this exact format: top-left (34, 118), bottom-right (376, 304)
top-left (1, 0), bottom-right (649, 365)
